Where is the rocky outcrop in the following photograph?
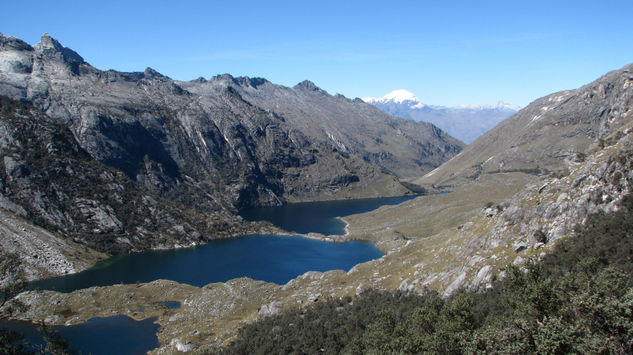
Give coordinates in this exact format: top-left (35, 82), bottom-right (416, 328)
top-left (436, 126), bottom-right (633, 296)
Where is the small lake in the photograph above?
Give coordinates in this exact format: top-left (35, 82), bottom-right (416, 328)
top-left (239, 195), bottom-right (416, 235)
top-left (0, 316), bottom-right (159, 355)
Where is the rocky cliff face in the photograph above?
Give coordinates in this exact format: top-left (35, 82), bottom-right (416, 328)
top-left (0, 33), bottom-right (463, 275)
top-left (0, 96), bottom-right (263, 260)
top-left (180, 76), bottom-right (464, 179)
top-left (417, 63), bottom-right (633, 188)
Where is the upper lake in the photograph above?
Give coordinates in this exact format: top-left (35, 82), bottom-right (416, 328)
top-left (239, 195), bottom-right (416, 235)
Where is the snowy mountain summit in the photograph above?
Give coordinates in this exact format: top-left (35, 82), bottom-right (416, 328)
top-left (363, 89), bottom-right (425, 108)
top-left (364, 90), bottom-right (519, 144)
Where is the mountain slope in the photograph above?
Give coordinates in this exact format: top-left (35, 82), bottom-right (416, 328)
top-left (417, 63), bottom-right (633, 188)
top-left (181, 77), bottom-right (464, 179)
top-left (364, 90), bottom-right (518, 144)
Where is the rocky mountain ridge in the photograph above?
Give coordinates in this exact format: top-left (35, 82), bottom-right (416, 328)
top-left (364, 89), bottom-right (519, 144)
top-left (0, 33), bottom-right (462, 209)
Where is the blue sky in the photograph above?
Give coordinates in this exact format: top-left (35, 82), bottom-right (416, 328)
top-left (3, 0), bottom-right (633, 107)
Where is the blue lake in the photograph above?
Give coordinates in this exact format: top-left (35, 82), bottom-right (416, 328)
top-left (0, 316), bottom-right (159, 355)
top-left (30, 196), bottom-right (415, 293)
top-left (30, 234), bottom-right (382, 293)
top-left (240, 195), bottom-right (416, 235)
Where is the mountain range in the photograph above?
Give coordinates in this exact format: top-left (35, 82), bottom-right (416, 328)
top-left (0, 33), bottom-right (462, 273)
top-left (364, 89), bottom-right (519, 144)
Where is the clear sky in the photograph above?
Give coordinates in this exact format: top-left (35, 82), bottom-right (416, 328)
top-left (3, 0), bottom-right (633, 107)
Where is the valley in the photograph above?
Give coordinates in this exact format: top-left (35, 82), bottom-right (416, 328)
top-left (0, 32), bottom-right (632, 353)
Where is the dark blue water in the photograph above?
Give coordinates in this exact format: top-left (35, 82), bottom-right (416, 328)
top-left (0, 316), bottom-right (159, 355)
top-left (239, 195), bottom-right (416, 235)
top-left (30, 234), bottom-right (382, 293)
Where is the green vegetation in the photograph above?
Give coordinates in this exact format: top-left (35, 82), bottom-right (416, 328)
top-left (221, 194), bottom-right (633, 354)
top-left (0, 328), bottom-right (27, 355)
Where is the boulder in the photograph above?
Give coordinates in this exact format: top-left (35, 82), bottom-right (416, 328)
top-left (443, 272), bottom-right (467, 298)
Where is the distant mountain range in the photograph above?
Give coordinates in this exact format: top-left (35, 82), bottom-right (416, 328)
top-left (364, 90), bottom-right (519, 144)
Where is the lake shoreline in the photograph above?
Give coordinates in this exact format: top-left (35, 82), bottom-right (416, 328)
top-left (26, 195), bottom-right (415, 285)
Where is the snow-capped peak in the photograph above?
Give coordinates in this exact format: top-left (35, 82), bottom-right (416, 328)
top-left (382, 89), bottom-right (419, 103)
top-left (363, 90), bottom-right (520, 112)
top-left (363, 89), bottom-right (425, 108)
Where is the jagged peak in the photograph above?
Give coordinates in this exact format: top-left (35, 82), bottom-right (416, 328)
top-left (143, 67), bottom-right (167, 80)
top-left (210, 73), bottom-right (235, 83)
top-left (293, 80), bottom-right (327, 94)
top-left (294, 80), bottom-right (317, 90)
top-left (33, 32), bottom-right (84, 64)
top-left (233, 76), bottom-right (270, 89)
top-left (208, 74), bottom-right (270, 89)
top-left (39, 33), bottom-right (57, 48)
